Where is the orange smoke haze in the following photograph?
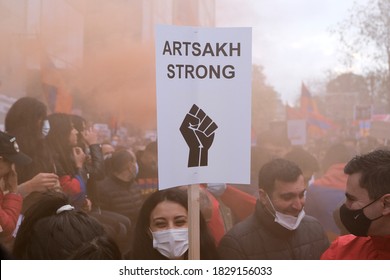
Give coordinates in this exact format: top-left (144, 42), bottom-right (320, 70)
top-left (75, 41), bottom-right (156, 130)
top-left (1, 0), bottom-right (159, 131)
top-left (0, 0), bottom-right (221, 131)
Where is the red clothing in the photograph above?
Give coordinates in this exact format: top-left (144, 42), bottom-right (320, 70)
top-left (203, 188), bottom-right (225, 245)
top-left (321, 234), bottom-right (390, 260)
top-left (0, 191), bottom-right (22, 237)
top-left (312, 163), bottom-right (348, 190)
top-left (220, 185), bottom-right (256, 222)
top-left (59, 175), bottom-right (87, 210)
top-left (59, 175), bottom-right (82, 196)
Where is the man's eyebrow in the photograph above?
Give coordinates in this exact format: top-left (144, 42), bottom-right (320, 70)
top-left (280, 192), bottom-right (294, 197)
top-left (345, 192), bottom-right (356, 200)
top-left (280, 191), bottom-right (304, 198)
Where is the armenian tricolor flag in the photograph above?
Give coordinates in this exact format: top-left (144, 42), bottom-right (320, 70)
top-left (40, 51), bottom-right (73, 114)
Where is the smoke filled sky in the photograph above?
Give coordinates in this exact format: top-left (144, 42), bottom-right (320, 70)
top-left (216, 0), bottom-right (370, 104)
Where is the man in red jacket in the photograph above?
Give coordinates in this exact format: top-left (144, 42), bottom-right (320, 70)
top-left (321, 149), bottom-right (390, 260)
top-left (0, 131), bottom-right (31, 241)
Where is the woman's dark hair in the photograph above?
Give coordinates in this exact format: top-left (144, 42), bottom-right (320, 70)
top-left (4, 97), bottom-right (53, 183)
top-left (5, 97), bottom-right (47, 144)
top-left (13, 191), bottom-right (121, 259)
top-left (132, 187), bottom-right (218, 260)
top-left (70, 114), bottom-right (87, 148)
top-left (46, 113), bottom-right (76, 176)
top-left (0, 244), bottom-right (13, 260)
top-left (69, 235), bottom-right (122, 260)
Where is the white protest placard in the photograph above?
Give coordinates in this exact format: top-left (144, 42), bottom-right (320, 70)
top-left (155, 25), bottom-right (252, 189)
top-left (287, 119), bottom-right (307, 146)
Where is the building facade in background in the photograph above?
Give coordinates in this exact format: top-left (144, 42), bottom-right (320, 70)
top-left (0, 0), bottom-right (215, 129)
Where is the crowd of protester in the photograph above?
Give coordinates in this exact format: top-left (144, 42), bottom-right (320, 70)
top-left (1, 96), bottom-right (390, 260)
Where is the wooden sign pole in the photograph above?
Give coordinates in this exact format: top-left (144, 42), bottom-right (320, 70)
top-left (188, 184), bottom-right (200, 260)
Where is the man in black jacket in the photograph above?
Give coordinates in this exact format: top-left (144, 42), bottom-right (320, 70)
top-left (218, 158), bottom-right (329, 259)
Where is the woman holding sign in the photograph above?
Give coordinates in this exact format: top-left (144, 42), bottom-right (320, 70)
top-left (131, 187), bottom-right (218, 260)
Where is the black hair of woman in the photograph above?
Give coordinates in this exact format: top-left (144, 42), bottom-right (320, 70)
top-left (13, 191), bottom-right (121, 259)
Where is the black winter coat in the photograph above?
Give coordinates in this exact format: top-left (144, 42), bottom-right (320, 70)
top-left (95, 175), bottom-right (143, 224)
top-left (218, 201), bottom-right (329, 259)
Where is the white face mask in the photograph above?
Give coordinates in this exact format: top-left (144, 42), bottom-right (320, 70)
top-left (151, 228), bottom-right (189, 259)
top-left (266, 194), bottom-right (305, 231)
top-left (111, 140), bottom-right (118, 147)
top-left (134, 162), bottom-right (139, 176)
top-left (42, 119), bottom-right (50, 137)
top-left (103, 153), bottom-right (112, 160)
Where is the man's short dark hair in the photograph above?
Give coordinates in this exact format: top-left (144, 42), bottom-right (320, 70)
top-left (258, 158), bottom-right (302, 194)
top-left (344, 149), bottom-right (390, 199)
top-left (284, 147), bottom-right (319, 174)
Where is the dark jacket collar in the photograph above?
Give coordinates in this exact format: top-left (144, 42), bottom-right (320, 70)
top-left (254, 200), bottom-right (295, 238)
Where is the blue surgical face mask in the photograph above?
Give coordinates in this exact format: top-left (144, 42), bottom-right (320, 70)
top-left (135, 162), bottom-right (139, 176)
top-left (111, 140), bottom-right (118, 147)
top-left (129, 162), bottom-right (139, 180)
top-left (103, 153), bottom-right (112, 160)
top-left (42, 120), bottom-right (50, 137)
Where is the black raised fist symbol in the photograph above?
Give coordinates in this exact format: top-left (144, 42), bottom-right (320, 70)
top-left (180, 104), bottom-right (218, 167)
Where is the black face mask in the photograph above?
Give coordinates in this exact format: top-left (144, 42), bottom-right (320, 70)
top-left (339, 197), bottom-right (383, 237)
